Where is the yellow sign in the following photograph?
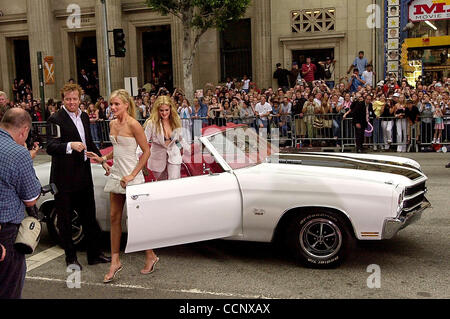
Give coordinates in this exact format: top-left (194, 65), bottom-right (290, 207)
top-left (44, 56), bottom-right (55, 85)
top-left (404, 36), bottom-right (450, 48)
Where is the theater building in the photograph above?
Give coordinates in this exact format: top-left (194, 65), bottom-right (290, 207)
top-left (0, 0), bottom-right (381, 101)
top-left (396, 0), bottom-right (450, 85)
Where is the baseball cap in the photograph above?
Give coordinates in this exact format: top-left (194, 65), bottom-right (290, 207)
top-left (393, 93), bottom-right (400, 98)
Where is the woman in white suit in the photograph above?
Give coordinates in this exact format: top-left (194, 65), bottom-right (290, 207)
top-left (144, 95), bottom-right (188, 180)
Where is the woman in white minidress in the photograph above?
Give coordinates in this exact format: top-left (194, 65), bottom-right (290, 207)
top-left (88, 89), bottom-right (158, 283)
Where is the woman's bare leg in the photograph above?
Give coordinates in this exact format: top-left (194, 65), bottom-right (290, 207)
top-left (141, 250), bottom-right (159, 274)
top-left (104, 193), bottom-right (125, 281)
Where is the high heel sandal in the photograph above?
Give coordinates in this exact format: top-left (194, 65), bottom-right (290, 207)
top-left (141, 257), bottom-right (159, 275)
top-left (103, 265), bottom-right (123, 283)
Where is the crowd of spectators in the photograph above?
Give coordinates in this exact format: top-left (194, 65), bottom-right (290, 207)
top-left (0, 79), bottom-right (47, 123)
top-left (1, 53), bottom-right (449, 152)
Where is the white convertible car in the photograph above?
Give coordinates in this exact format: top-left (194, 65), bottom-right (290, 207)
top-left (35, 124), bottom-right (430, 268)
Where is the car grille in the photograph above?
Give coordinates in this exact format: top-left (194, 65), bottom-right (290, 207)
top-left (402, 182), bottom-right (427, 214)
top-left (404, 182), bottom-right (426, 197)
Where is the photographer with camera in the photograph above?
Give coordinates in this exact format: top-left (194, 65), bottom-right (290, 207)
top-left (347, 68), bottom-right (366, 94)
top-left (0, 108), bottom-right (41, 299)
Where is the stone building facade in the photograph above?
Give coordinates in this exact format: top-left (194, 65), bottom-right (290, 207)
top-left (0, 0), bottom-right (383, 101)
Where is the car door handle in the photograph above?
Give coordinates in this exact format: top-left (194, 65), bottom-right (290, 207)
top-left (131, 194), bottom-right (150, 200)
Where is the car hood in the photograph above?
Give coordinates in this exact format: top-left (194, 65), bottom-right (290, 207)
top-left (262, 152), bottom-right (426, 186)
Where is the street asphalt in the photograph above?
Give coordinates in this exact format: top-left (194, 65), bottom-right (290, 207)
top-left (22, 151), bottom-right (450, 300)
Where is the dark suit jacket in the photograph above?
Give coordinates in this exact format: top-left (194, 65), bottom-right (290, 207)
top-left (78, 74), bottom-right (90, 92)
top-left (46, 108), bottom-right (102, 193)
top-left (349, 101), bottom-right (368, 129)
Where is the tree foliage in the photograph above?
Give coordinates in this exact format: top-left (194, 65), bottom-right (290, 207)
top-left (145, 0), bottom-right (250, 30)
top-left (145, 0), bottom-right (251, 101)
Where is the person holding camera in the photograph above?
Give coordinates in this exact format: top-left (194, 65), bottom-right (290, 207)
top-left (0, 108), bottom-right (41, 299)
top-left (319, 57), bottom-right (336, 89)
top-left (347, 68), bottom-right (366, 93)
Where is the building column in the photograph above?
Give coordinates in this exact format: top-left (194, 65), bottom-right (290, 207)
top-left (171, 17), bottom-right (184, 90)
top-left (26, 0), bottom-right (56, 101)
top-left (253, 0), bottom-right (272, 89)
top-left (95, 0), bottom-right (123, 98)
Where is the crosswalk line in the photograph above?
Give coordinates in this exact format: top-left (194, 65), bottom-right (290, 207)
top-left (26, 246), bottom-right (65, 272)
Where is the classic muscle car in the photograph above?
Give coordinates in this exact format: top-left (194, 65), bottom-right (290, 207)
top-left (35, 124), bottom-right (430, 268)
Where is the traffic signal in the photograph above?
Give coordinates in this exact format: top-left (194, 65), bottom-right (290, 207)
top-left (113, 28), bottom-right (126, 57)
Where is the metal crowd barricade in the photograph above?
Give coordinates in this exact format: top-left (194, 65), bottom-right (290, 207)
top-left (341, 115), bottom-right (450, 152)
top-left (292, 113), bottom-right (342, 148)
top-left (93, 119), bottom-right (147, 147)
top-left (34, 113), bottom-right (450, 153)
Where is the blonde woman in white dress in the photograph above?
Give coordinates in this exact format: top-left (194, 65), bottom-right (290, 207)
top-left (87, 89), bottom-right (158, 283)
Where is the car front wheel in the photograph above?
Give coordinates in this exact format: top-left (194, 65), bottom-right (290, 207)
top-left (287, 211), bottom-right (354, 268)
top-left (47, 207), bottom-right (86, 248)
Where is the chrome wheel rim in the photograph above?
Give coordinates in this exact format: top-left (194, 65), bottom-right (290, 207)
top-left (52, 209), bottom-right (84, 244)
top-left (299, 218), bottom-right (342, 260)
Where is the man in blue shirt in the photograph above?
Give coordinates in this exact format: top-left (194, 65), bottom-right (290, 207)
top-left (347, 68), bottom-right (366, 93)
top-left (347, 51), bottom-right (370, 75)
top-left (0, 108), bottom-right (41, 299)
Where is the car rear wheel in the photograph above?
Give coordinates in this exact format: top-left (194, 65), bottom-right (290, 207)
top-left (287, 211), bottom-right (354, 268)
top-left (47, 207), bottom-right (86, 248)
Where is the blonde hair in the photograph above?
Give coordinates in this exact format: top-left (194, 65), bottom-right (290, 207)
top-left (145, 95), bottom-right (181, 134)
top-left (109, 89), bottom-right (136, 119)
top-left (87, 102), bottom-right (98, 115)
top-left (61, 83), bottom-right (82, 100)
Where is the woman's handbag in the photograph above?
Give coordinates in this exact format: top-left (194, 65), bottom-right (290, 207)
top-left (365, 122), bottom-right (374, 137)
top-left (313, 118), bottom-right (324, 129)
top-left (323, 119), bottom-right (333, 128)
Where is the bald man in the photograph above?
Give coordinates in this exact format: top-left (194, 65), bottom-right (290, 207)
top-left (0, 108), bottom-right (41, 299)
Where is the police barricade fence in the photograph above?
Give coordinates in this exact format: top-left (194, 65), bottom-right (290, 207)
top-left (341, 115), bottom-right (450, 152)
top-left (31, 114), bottom-right (450, 152)
top-left (292, 113), bottom-right (342, 148)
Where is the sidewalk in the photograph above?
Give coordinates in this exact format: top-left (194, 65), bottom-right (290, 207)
top-left (34, 150), bottom-right (51, 166)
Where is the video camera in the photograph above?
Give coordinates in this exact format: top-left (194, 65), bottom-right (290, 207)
top-left (26, 123), bottom-right (60, 150)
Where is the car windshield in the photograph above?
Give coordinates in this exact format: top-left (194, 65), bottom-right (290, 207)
top-left (206, 126), bottom-right (279, 170)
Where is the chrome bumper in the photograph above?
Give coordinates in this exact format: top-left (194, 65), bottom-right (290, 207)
top-left (382, 198), bottom-right (431, 239)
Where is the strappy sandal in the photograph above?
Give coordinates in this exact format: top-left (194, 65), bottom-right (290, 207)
top-left (103, 265), bottom-right (123, 283)
top-left (140, 257), bottom-right (159, 275)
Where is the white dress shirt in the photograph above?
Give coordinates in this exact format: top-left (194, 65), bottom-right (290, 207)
top-left (63, 106), bottom-right (87, 161)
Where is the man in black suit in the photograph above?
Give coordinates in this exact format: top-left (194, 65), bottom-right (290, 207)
top-left (343, 92), bottom-right (368, 153)
top-left (46, 83), bottom-right (110, 269)
top-left (78, 69), bottom-right (92, 100)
